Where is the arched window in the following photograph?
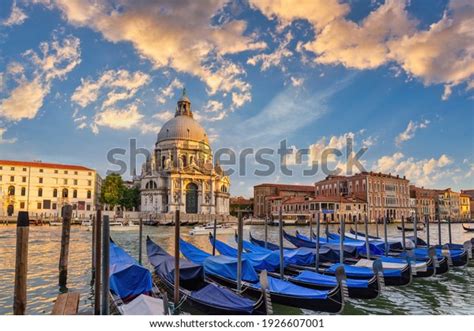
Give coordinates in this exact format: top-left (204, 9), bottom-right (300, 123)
top-left (221, 185), bottom-right (227, 193)
top-left (8, 186), bottom-right (15, 196)
top-left (87, 190), bottom-right (92, 199)
top-left (53, 188), bottom-right (58, 198)
top-left (21, 187), bottom-right (26, 196)
top-left (73, 190), bottom-right (78, 198)
top-left (38, 188), bottom-right (43, 197)
top-left (145, 180), bottom-right (157, 190)
top-left (181, 155), bottom-right (187, 167)
top-left (161, 156), bottom-right (166, 168)
top-left (62, 188), bottom-right (68, 198)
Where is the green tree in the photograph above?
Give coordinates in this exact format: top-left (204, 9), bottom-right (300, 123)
top-left (100, 173), bottom-right (124, 208)
top-left (120, 186), bottom-right (141, 210)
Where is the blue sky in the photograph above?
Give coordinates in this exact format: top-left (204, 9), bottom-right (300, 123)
top-left (0, 0), bottom-right (473, 197)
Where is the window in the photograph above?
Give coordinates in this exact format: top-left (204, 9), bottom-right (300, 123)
top-left (22, 177), bottom-right (26, 183)
top-left (39, 169), bottom-right (43, 173)
top-left (22, 168), bottom-right (26, 171)
top-left (64, 170), bottom-right (68, 174)
top-left (11, 167), bottom-right (15, 171)
top-left (52, 203), bottom-right (57, 210)
top-left (54, 170), bottom-right (58, 174)
top-left (73, 179), bottom-right (78, 185)
top-left (0, 175), bottom-right (2, 181)
top-left (73, 190), bottom-right (78, 198)
top-left (43, 200), bottom-right (51, 209)
top-left (62, 188), bottom-right (68, 198)
top-left (74, 171), bottom-right (78, 175)
top-left (0, 166), bottom-right (2, 170)
top-left (87, 190), bottom-right (92, 199)
top-left (21, 187), bottom-right (26, 196)
top-left (63, 179), bottom-right (68, 185)
top-left (39, 177), bottom-right (43, 184)
top-left (38, 188), bottom-right (43, 197)
top-left (53, 188), bottom-right (58, 198)
top-left (10, 176), bottom-right (14, 182)
top-left (88, 172), bottom-right (92, 176)
top-left (37, 202), bottom-right (42, 210)
top-left (86, 204), bottom-right (91, 211)
top-left (8, 186), bottom-right (15, 196)
top-left (88, 180), bottom-right (92, 186)
top-left (20, 202), bottom-right (25, 209)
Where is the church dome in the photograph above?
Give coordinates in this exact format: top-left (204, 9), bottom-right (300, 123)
top-left (156, 89), bottom-right (209, 145)
top-left (157, 115), bottom-right (209, 144)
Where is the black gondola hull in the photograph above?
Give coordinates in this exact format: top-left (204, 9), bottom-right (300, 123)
top-left (206, 273), bottom-right (344, 313)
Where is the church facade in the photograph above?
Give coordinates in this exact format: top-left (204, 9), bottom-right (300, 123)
top-left (136, 90), bottom-right (230, 218)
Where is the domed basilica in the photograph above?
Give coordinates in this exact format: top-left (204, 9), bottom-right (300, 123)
top-left (136, 90), bottom-right (230, 218)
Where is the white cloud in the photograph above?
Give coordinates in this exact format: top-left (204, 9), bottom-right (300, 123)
top-left (152, 111), bottom-right (174, 122)
top-left (251, 0), bottom-right (474, 99)
top-left (247, 31), bottom-right (293, 71)
top-left (45, 0), bottom-right (264, 114)
top-left (0, 127), bottom-right (17, 144)
top-left (203, 100), bottom-right (224, 113)
top-left (308, 132), bottom-right (355, 165)
top-left (156, 78), bottom-right (183, 105)
top-left (395, 119), bottom-right (430, 146)
top-left (290, 76), bottom-right (304, 87)
top-left (2, 1), bottom-right (28, 26)
top-left (0, 78), bottom-right (45, 121)
top-left (0, 35), bottom-right (81, 122)
top-left (373, 152), bottom-right (453, 186)
top-left (71, 69), bottom-right (150, 108)
top-left (93, 103), bottom-right (143, 131)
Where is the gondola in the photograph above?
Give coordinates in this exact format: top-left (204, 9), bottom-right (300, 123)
top-left (146, 237), bottom-right (265, 315)
top-left (348, 228), bottom-right (416, 249)
top-left (462, 224), bottom-right (474, 232)
top-left (179, 238), bottom-right (345, 313)
top-left (109, 239), bottom-right (168, 315)
top-left (235, 234), bottom-right (380, 299)
top-left (283, 231), bottom-right (412, 286)
top-left (397, 223), bottom-right (425, 231)
top-left (325, 232), bottom-right (435, 278)
top-left (347, 229), bottom-right (451, 274)
top-left (399, 236), bottom-right (470, 267)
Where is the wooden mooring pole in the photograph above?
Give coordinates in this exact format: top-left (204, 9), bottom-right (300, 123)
top-left (138, 218), bottom-right (143, 265)
top-left (174, 210), bottom-right (180, 307)
top-left (278, 207), bottom-right (284, 279)
top-left (91, 215), bottom-right (96, 283)
top-left (59, 205), bottom-right (73, 290)
top-left (101, 215), bottom-right (110, 315)
top-left (94, 209), bottom-right (102, 315)
top-left (13, 211), bottom-right (29, 315)
top-left (237, 211), bottom-right (243, 291)
top-left (212, 218), bottom-right (217, 256)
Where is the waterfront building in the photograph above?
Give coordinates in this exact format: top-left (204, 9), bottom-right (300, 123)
top-left (135, 90), bottom-right (230, 221)
top-left (460, 193), bottom-right (471, 220)
top-left (434, 188), bottom-right (460, 220)
top-left (461, 190), bottom-right (474, 220)
top-left (314, 172), bottom-right (410, 222)
top-left (0, 160), bottom-right (100, 220)
top-left (230, 196), bottom-right (253, 217)
top-left (274, 195), bottom-right (367, 224)
top-left (409, 185), bottom-right (436, 220)
top-left (253, 183), bottom-right (314, 218)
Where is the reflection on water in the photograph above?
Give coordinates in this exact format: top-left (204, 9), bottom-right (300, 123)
top-left (0, 223), bottom-right (473, 315)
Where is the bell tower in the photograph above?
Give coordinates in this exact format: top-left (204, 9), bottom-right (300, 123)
top-left (175, 88), bottom-right (193, 118)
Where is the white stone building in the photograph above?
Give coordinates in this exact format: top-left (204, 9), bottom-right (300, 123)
top-left (136, 90), bottom-right (230, 219)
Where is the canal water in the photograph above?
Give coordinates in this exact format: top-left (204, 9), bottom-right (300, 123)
top-left (0, 223), bottom-right (473, 315)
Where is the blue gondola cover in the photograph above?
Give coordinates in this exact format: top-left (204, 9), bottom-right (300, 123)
top-left (109, 241), bottom-right (153, 300)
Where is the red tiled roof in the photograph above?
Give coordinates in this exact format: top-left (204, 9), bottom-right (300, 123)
top-left (254, 183), bottom-right (314, 191)
top-left (0, 160), bottom-right (94, 172)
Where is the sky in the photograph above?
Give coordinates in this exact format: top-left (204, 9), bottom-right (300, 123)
top-left (0, 0), bottom-right (473, 197)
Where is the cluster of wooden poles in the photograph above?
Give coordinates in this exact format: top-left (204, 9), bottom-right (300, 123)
top-left (11, 204), bottom-right (461, 315)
